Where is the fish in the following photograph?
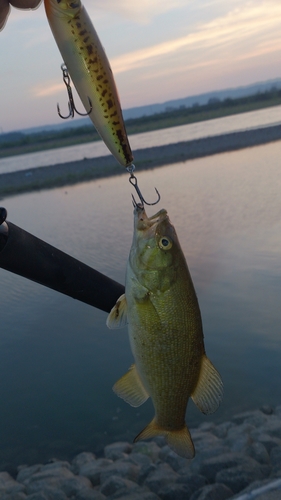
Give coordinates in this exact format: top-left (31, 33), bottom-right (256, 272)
top-left (107, 204), bottom-right (223, 458)
top-left (44, 0), bottom-right (133, 167)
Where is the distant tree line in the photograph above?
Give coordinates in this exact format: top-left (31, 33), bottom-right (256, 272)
top-left (1, 86), bottom-right (281, 153)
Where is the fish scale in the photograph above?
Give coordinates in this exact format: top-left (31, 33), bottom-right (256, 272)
top-left (107, 205), bottom-right (223, 458)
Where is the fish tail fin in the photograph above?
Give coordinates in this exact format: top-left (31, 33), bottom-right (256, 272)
top-left (134, 418), bottom-right (195, 459)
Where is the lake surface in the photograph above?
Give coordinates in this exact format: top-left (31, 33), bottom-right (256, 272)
top-left (1, 104), bottom-right (281, 175)
top-left (0, 139), bottom-right (281, 467)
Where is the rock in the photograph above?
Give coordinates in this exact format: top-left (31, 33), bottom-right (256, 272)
top-left (190, 483), bottom-right (233, 500)
top-left (104, 442), bottom-right (132, 461)
top-left (99, 460), bottom-right (139, 484)
top-left (20, 465), bottom-right (75, 495)
top-left (143, 462), bottom-right (179, 494)
top-left (252, 432), bottom-right (281, 452)
top-left (224, 423), bottom-right (255, 451)
top-left (198, 452), bottom-right (260, 482)
top-left (17, 465), bottom-right (42, 483)
top-left (158, 447), bottom-right (189, 471)
top-left (260, 405), bottom-right (274, 415)
top-left (244, 442), bottom-right (270, 464)
top-left (215, 461), bottom-right (267, 494)
top-left (100, 475), bottom-right (140, 496)
top-left (157, 482), bottom-right (192, 499)
top-left (0, 471), bottom-right (26, 495)
top-left (79, 458), bottom-right (113, 486)
top-left (25, 486), bottom-right (68, 500)
top-left (72, 453), bottom-right (97, 474)
top-left (0, 493), bottom-right (27, 500)
top-left (270, 446), bottom-right (281, 470)
top-left (137, 463), bottom-right (157, 485)
top-left (176, 472), bottom-right (208, 492)
top-left (60, 475), bottom-right (93, 496)
top-left (262, 417), bottom-right (281, 439)
top-left (211, 421), bottom-right (234, 439)
top-left (75, 489), bottom-right (106, 500)
top-left (106, 493), bottom-right (159, 500)
top-left (132, 441), bottom-right (161, 462)
top-left (126, 452), bottom-right (152, 468)
top-left (232, 410), bottom-right (269, 427)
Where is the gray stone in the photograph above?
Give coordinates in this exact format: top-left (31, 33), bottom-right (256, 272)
top-left (104, 442), bottom-right (132, 461)
top-left (176, 472), bottom-right (208, 492)
top-left (25, 486), bottom-right (68, 500)
top-left (99, 460), bottom-right (139, 484)
top-left (60, 475), bottom-right (92, 496)
top-left (260, 405), bottom-right (274, 415)
top-left (75, 489), bottom-right (106, 500)
top-left (143, 462), bottom-right (179, 494)
top-left (244, 442), bottom-right (270, 464)
top-left (43, 460), bottom-right (72, 471)
top-left (275, 405), bottom-right (281, 417)
top-left (79, 458), bottom-right (113, 486)
top-left (17, 465), bottom-right (42, 483)
top-left (211, 421), bottom-right (234, 439)
top-left (190, 483), bottom-right (233, 500)
top-left (262, 417), bottom-right (281, 439)
top-left (0, 493), bottom-right (27, 500)
top-left (126, 453), bottom-right (152, 468)
top-left (232, 410), bottom-right (268, 426)
top-left (224, 423), bottom-right (255, 451)
top-left (215, 462), bottom-right (266, 494)
top-left (72, 452), bottom-right (97, 474)
top-left (158, 446), bottom-right (189, 471)
top-left (270, 446), bottom-right (281, 470)
top-left (198, 452), bottom-right (260, 482)
top-left (191, 430), bottom-right (222, 453)
top-left (137, 463), bottom-right (157, 485)
top-left (132, 441), bottom-right (161, 462)
top-left (157, 482), bottom-right (192, 499)
top-left (252, 432), bottom-right (281, 452)
top-left (0, 471), bottom-right (26, 495)
top-left (100, 475), bottom-right (140, 496)
top-left (107, 493), bottom-right (159, 500)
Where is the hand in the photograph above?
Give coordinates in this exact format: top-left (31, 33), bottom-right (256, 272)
top-left (0, 0), bottom-right (41, 30)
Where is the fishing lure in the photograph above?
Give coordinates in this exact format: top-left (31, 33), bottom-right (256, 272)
top-left (44, 0), bottom-right (133, 167)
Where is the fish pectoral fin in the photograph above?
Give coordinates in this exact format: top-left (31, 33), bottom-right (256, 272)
top-left (134, 419), bottom-right (195, 459)
top-left (191, 354), bottom-right (223, 415)
top-left (113, 364), bottom-right (149, 407)
top-left (106, 294), bottom-right (127, 329)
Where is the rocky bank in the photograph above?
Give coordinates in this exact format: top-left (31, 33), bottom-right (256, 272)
top-left (1, 406), bottom-right (281, 500)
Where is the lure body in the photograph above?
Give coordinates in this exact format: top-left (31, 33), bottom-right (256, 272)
top-left (44, 0), bottom-right (133, 167)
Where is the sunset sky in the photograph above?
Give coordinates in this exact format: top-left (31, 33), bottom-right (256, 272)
top-left (1, 0), bottom-right (281, 132)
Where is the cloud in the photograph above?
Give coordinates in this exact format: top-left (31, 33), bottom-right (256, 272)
top-left (86, 0), bottom-right (189, 23)
top-left (110, 1), bottom-right (281, 73)
top-left (32, 83), bottom-right (64, 97)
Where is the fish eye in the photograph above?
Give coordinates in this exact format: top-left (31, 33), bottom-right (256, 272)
top-left (159, 236), bottom-right (172, 250)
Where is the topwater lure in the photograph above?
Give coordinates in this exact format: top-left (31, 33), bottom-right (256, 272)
top-left (44, 0), bottom-right (133, 167)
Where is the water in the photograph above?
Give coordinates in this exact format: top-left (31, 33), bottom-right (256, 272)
top-left (0, 140), bottom-right (281, 467)
top-left (1, 105), bottom-right (281, 175)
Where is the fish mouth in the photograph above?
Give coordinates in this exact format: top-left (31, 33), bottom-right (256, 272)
top-left (134, 205), bottom-right (168, 231)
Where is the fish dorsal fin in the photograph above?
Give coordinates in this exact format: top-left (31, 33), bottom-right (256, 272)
top-left (191, 354), bottom-right (223, 415)
top-left (113, 364), bottom-right (149, 407)
top-left (106, 294), bottom-right (127, 329)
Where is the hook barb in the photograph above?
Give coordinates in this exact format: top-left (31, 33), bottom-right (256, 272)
top-left (57, 63), bottom-right (92, 119)
top-left (127, 165), bottom-right (160, 207)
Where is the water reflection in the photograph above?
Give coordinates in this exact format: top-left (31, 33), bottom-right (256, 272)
top-left (0, 140), bottom-right (281, 465)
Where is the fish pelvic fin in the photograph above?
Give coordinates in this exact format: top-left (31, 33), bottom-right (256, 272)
top-left (191, 354), bottom-right (223, 415)
top-left (134, 418), bottom-right (195, 459)
top-left (113, 364), bottom-right (149, 407)
top-left (106, 294), bottom-right (127, 329)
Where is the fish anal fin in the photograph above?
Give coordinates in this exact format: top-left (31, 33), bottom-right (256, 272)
top-left (113, 364), bottom-right (149, 407)
top-left (191, 354), bottom-right (223, 415)
top-left (106, 294), bottom-right (127, 329)
top-left (134, 419), bottom-right (195, 459)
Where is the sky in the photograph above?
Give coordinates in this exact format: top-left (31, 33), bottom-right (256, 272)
top-left (0, 0), bottom-right (281, 132)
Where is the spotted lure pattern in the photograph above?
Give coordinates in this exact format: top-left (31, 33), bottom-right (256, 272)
top-left (44, 0), bottom-right (133, 167)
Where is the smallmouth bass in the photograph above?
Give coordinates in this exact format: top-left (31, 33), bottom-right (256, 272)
top-left (107, 205), bottom-right (223, 458)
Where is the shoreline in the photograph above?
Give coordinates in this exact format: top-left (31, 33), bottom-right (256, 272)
top-left (1, 123), bottom-right (281, 198)
top-left (0, 405), bottom-right (281, 499)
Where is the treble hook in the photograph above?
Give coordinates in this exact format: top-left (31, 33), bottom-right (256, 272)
top-left (57, 64), bottom-right (93, 119)
top-left (127, 165), bottom-right (161, 207)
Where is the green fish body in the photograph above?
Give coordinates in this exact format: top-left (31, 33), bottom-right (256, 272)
top-left (107, 205), bottom-right (223, 458)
